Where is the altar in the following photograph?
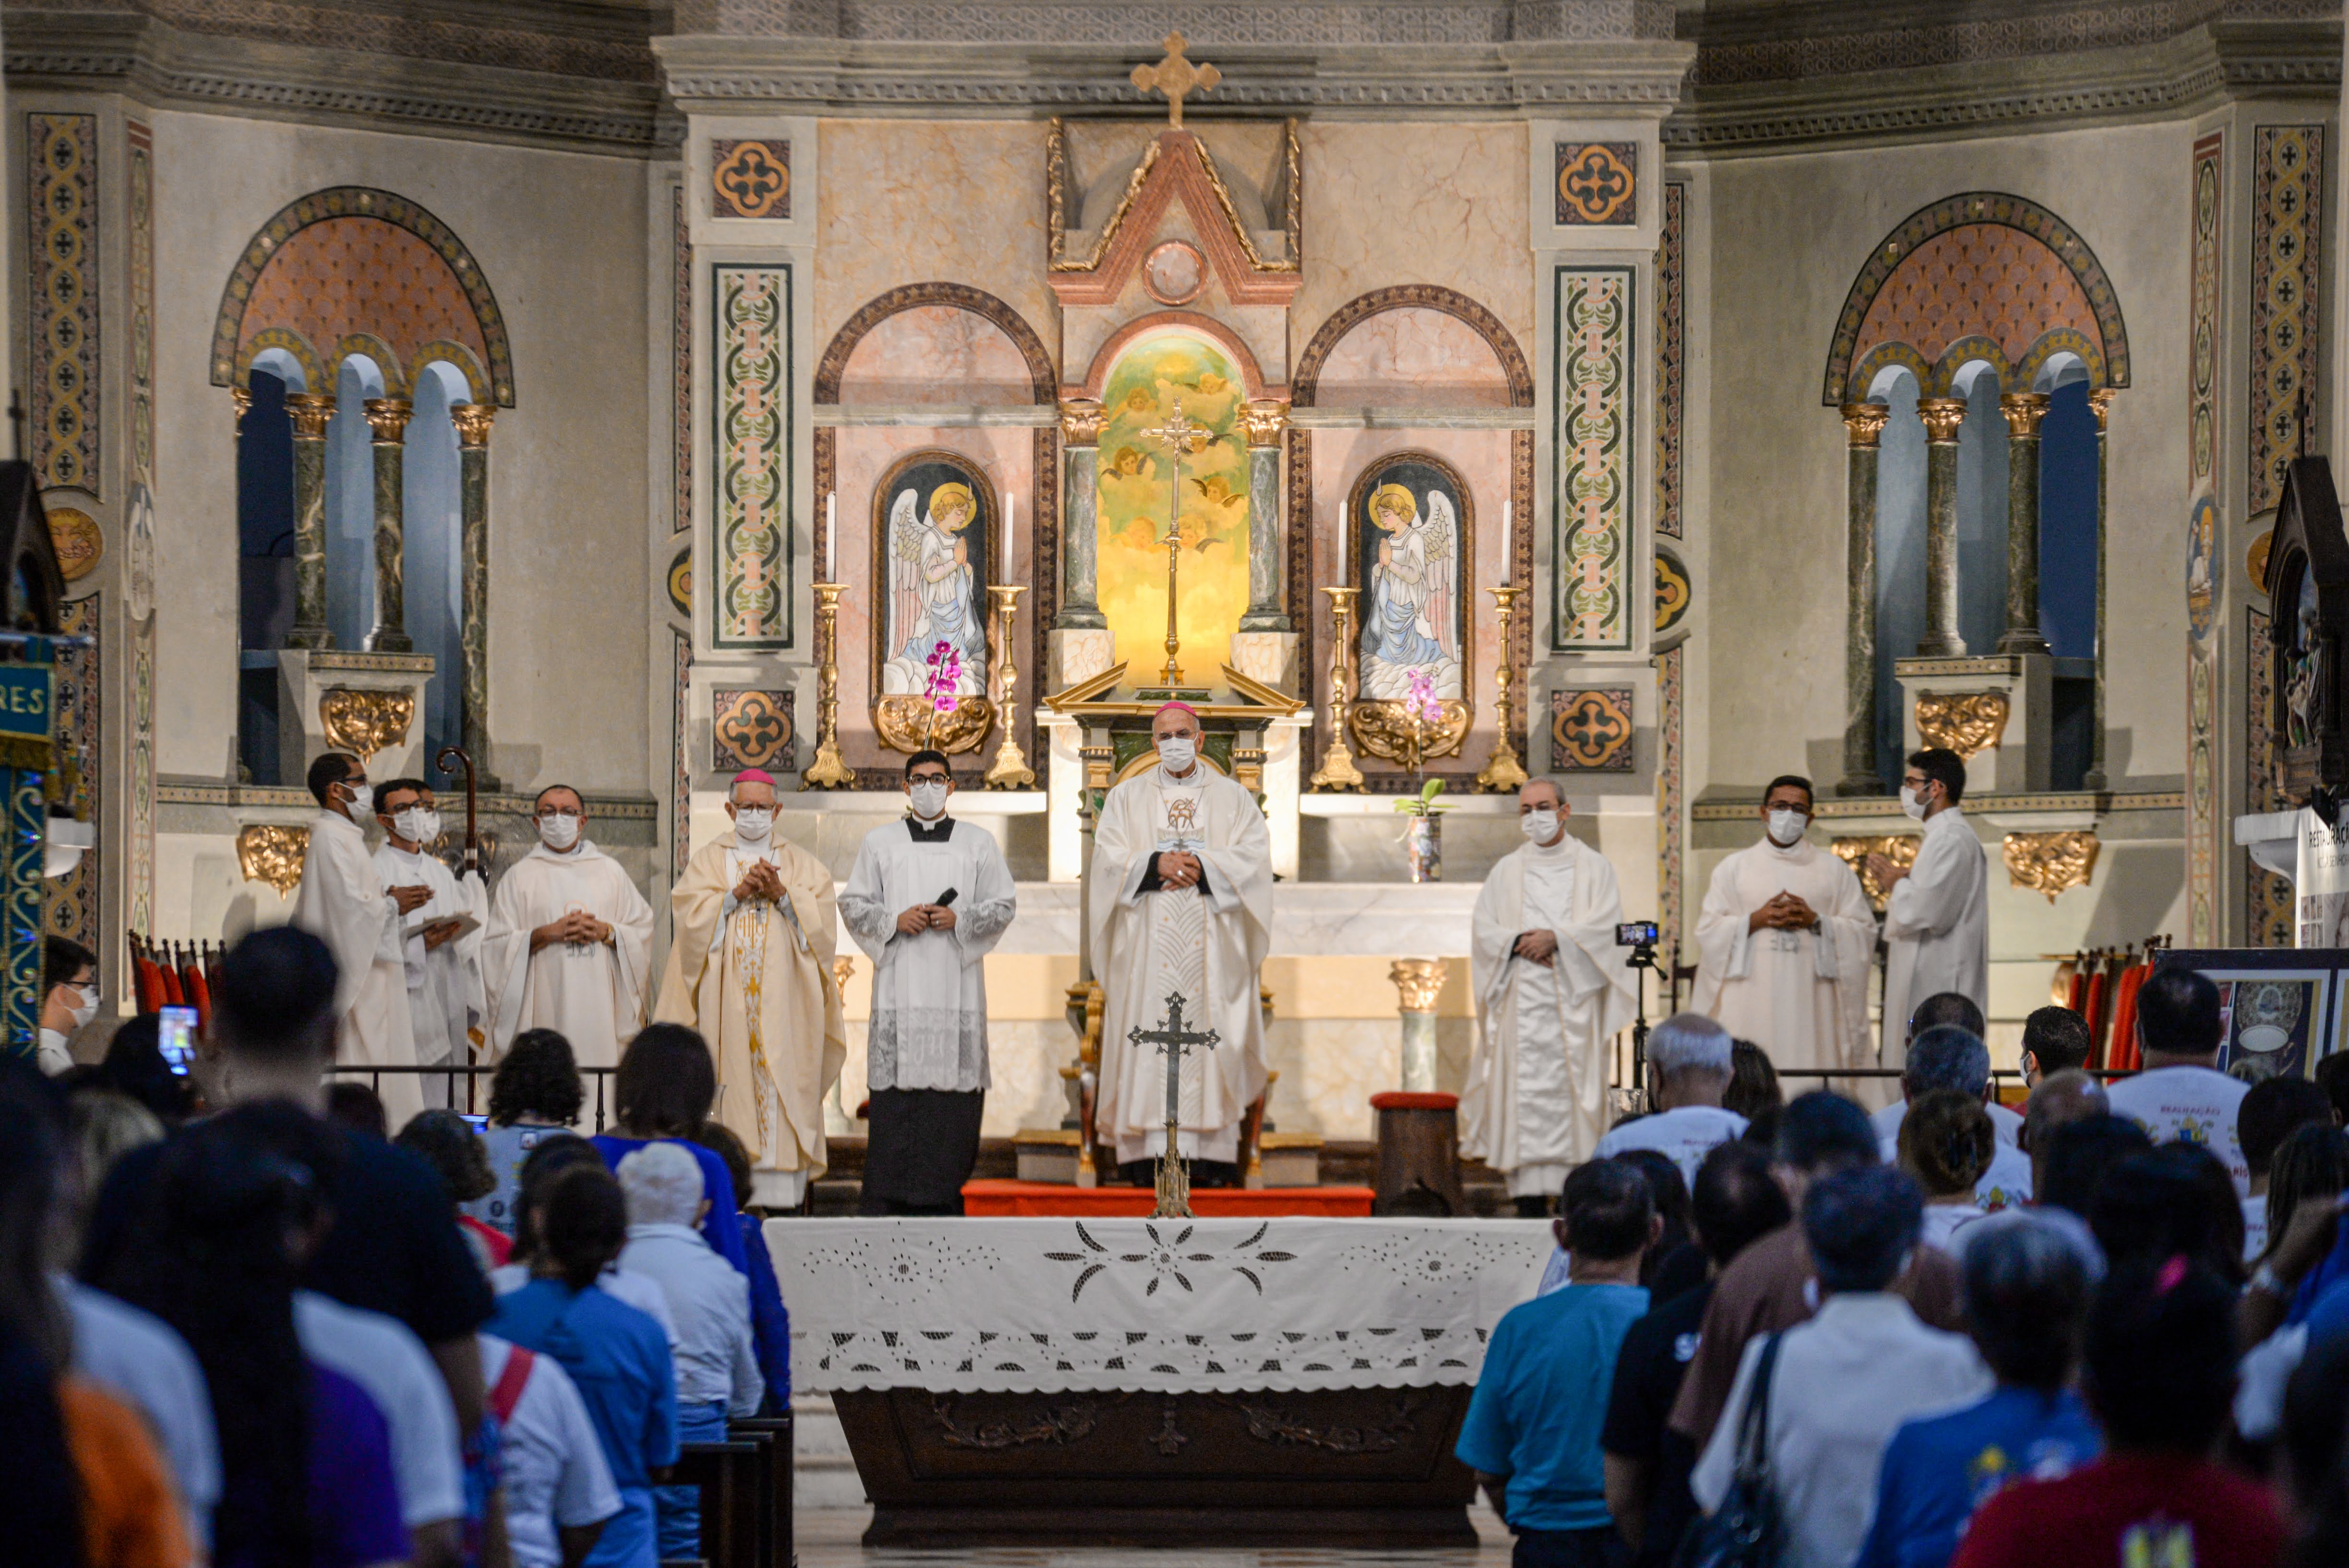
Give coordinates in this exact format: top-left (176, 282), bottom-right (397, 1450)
top-left (768, 1216), bottom-right (1551, 1544)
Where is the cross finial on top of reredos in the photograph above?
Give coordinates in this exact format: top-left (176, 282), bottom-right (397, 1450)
top-left (1132, 32), bottom-right (1219, 130)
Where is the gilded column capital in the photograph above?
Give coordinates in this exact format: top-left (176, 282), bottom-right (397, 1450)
top-left (1917, 397), bottom-right (1968, 443)
top-left (1388, 957), bottom-right (1448, 1013)
top-left (1840, 403), bottom-right (1889, 448)
top-left (283, 392), bottom-right (336, 440)
top-left (363, 396), bottom-right (414, 443)
top-left (1240, 399), bottom-right (1291, 448)
top-left (230, 386), bottom-right (252, 430)
top-left (1998, 392), bottom-right (2051, 438)
top-left (452, 404), bottom-right (496, 449)
top-left (2088, 386), bottom-right (2119, 430)
top-left (1057, 398), bottom-right (1106, 447)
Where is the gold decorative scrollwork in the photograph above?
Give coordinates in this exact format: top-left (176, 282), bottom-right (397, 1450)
top-left (1389, 958), bottom-right (1448, 1014)
top-left (930, 1394), bottom-right (1101, 1450)
top-left (1914, 690), bottom-right (2010, 760)
top-left (236, 825), bottom-right (309, 897)
top-left (1347, 699), bottom-right (1471, 767)
top-left (318, 687), bottom-right (415, 760)
top-left (2003, 831), bottom-right (2100, 903)
top-left (1833, 834), bottom-right (1921, 911)
top-left (873, 694), bottom-right (994, 756)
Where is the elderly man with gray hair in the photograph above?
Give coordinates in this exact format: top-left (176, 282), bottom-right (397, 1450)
top-left (615, 1142), bottom-right (762, 1559)
top-left (1595, 1012), bottom-right (1750, 1183)
top-left (1876, 1024), bottom-right (2035, 1211)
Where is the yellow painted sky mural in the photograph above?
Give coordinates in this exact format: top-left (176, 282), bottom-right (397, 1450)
top-left (1097, 333), bottom-right (1249, 682)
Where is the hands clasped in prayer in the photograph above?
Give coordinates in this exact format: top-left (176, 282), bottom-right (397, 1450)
top-left (731, 859), bottom-right (785, 906)
top-left (1511, 928), bottom-right (1559, 968)
top-left (1153, 849), bottom-right (1204, 890)
top-left (1747, 891), bottom-right (1820, 934)
top-left (529, 909), bottom-right (613, 952)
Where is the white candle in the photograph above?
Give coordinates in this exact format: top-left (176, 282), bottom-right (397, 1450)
top-left (1502, 497), bottom-right (1511, 542)
top-left (1005, 491), bottom-right (1017, 573)
top-left (824, 491), bottom-right (836, 582)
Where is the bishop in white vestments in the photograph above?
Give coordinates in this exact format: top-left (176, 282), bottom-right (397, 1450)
top-left (839, 751), bottom-right (1017, 1214)
top-left (1465, 779), bottom-right (1636, 1212)
top-left (373, 779), bottom-right (486, 1110)
top-left (1871, 749), bottom-right (1990, 1069)
top-left (289, 752), bottom-right (422, 1128)
top-left (1088, 702), bottom-right (1274, 1179)
top-left (1691, 774), bottom-right (1876, 1076)
top-left (483, 785), bottom-right (656, 1069)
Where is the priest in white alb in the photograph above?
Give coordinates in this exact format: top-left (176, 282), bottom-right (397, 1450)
top-left (1089, 702), bottom-right (1274, 1184)
top-left (1691, 773), bottom-right (1876, 1077)
top-left (1869, 748), bottom-right (1990, 1069)
top-left (653, 767), bottom-right (845, 1209)
top-left (373, 777), bottom-right (487, 1109)
top-left (1465, 778), bottom-right (1636, 1215)
top-left (483, 784), bottom-right (656, 1070)
top-left (290, 751), bottom-right (423, 1128)
top-left (839, 750), bottom-right (1017, 1214)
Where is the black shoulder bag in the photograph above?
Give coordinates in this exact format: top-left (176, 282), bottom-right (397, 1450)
top-left (1672, 1331), bottom-right (1785, 1568)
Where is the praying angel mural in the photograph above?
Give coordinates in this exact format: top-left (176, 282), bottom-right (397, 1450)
top-left (879, 456), bottom-right (991, 700)
top-left (1354, 458), bottom-right (1465, 703)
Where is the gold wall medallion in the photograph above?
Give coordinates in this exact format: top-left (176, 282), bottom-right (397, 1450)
top-left (1914, 690), bottom-right (2010, 759)
top-left (1833, 833), bottom-right (1922, 910)
top-left (1348, 698), bottom-right (1472, 766)
top-left (2003, 830), bottom-right (2100, 902)
top-left (874, 694), bottom-right (993, 755)
top-left (46, 506), bottom-right (103, 582)
top-left (236, 824), bottom-right (310, 896)
top-left (318, 687), bottom-right (416, 760)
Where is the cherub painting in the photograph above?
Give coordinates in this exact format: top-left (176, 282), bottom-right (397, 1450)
top-left (879, 458), bottom-right (990, 698)
top-left (1353, 459), bottom-right (1466, 702)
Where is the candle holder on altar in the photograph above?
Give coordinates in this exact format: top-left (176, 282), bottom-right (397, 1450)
top-left (1477, 585), bottom-right (1530, 792)
top-left (802, 582), bottom-right (857, 790)
top-left (1310, 585), bottom-right (1366, 792)
top-left (983, 585), bottom-right (1036, 789)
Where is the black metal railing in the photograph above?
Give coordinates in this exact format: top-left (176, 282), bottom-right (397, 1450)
top-left (323, 1064), bottom-right (618, 1129)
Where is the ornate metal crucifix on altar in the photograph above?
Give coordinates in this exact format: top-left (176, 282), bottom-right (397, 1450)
top-left (1141, 407), bottom-right (1212, 688)
top-left (1127, 989), bottom-right (1220, 1218)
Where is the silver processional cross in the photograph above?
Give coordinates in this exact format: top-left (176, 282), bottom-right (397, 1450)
top-left (1127, 990), bottom-right (1220, 1219)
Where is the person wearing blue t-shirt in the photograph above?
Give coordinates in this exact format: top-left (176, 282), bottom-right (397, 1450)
top-left (590, 1026), bottom-right (751, 1276)
top-left (1857, 1212), bottom-right (2102, 1568)
top-left (1458, 1159), bottom-right (1658, 1568)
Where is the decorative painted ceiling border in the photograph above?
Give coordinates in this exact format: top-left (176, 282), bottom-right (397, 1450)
top-left (209, 186), bottom-right (516, 406)
top-left (1821, 191), bottom-right (2130, 407)
top-left (812, 282), bottom-right (1055, 404)
top-left (1292, 285), bottom-right (1534, 410)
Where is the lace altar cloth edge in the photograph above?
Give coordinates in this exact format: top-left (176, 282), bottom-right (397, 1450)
top-left (764, 1215), bottom-right (1554, 1395)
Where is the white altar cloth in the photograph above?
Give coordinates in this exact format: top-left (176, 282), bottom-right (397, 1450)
top-left (765, 1217), bottom-right (1551, 1395)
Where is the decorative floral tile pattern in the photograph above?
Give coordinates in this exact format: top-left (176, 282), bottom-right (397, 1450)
top-left (1555, 141), bottom-right (1636, 226)
top-left (1654, 181), bottom-right (1683, 540)
top-left (2246, 608), bottom-right (2293, 948)
top-left (1657, 648), bottom-right (1683, 948)
top-left (28, 114), bottom-right (98, 494)
top-left (715, 264), bottom-right (792, 648)
top-left (2251, 125), bottom-right (2325, 513)
top-left (1553, 268), bottom-right (1633, 650)
top-left (2190, 133), bottom-right (2222, 489)
top-left (1551, 688), bottom-right (1635, 772)
top-left (712, 689), bottom-right (795, 773)
top-left (712, 139), bottom-right (790, 220)
top-left (48, 595), bottom-right (98, 952)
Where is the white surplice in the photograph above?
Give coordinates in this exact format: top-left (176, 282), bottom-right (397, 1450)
top-left (372, 842), bottom-right (487, 1106)
top-left (482, 840), bottom-right (656, 1069)
top-left (1464, 833), bottom-right (1636, 1195)
top-left (1691, 836), bottom-right (1878, 1075)
top-left (290, 809), bottom-right (422, 1128)
top-left (1880, 807), bottom-right (1990, 1067)
top-left (1088, 764), bottom-right (1273, 1165)
top-left (839, 819), bottom-right (1017, 1092)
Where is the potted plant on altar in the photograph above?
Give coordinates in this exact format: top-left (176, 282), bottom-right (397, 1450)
top-left (922, 640), bottom-right (961, 749)
top-left (1392, 670), bottom-right (1452, 882)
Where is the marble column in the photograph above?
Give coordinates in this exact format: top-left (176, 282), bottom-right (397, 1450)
top-left (2086, 388), bottom-right (2118, 790)
top-left (1389, 958), bottom-right (1447, 1092)
top-left (453, 404), bottom-right (496, 776)
top-left (282, 392), bottom-right (336, 650)
top-left (1054, 399), bottom-right (1107, 630)
top-left (1916, 397), bottom-right (1969, 657)
top-left (1996, 392), bottom-right (2051, 655)
top-left (364, 397), bottom-right (414, 653)
top-left (1838, 403), bottom-right (1889, 796)
top-left (1239, 399), bottom-right (1292, 632)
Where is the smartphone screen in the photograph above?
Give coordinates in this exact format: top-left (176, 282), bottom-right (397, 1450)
top-left (157, 1005), bottom-right (198, 1076)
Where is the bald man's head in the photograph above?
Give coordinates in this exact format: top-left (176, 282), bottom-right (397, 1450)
top-left (2024, 1068), bottom-right (2111, 1190)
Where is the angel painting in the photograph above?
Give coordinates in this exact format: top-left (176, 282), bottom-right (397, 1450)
top-left (1355, 467), bottom-right (1464, 702)
top-left (879, 468), bottom-right (990, 699)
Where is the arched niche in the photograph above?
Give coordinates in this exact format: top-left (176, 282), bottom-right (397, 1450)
top-left (835, 307), bottom-right (1041, 406)
top-left (1293, 286), bottom-right (1533, 410)
top-left (814, 283), bottom-right (1053, 404)
top-left (1076, 310), bottom-right (1271, 403)
top-left (1304, 307), bottom-right (1515, 410)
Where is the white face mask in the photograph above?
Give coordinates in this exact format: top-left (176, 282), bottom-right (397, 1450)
top-left (1765, 808), bottom-right (1808, 847)
top-left (1520, 808), bottom-right (1560, 844)
top-left (1157, 736), bottom-right (1198, 774)
top-left (393, 807), bottom-right (436, 845)
top-left (68, 984), bottom-right (97, 1029)
top-left (732, 806), bottom-right (773, 843)
top-left (908, 780), bottom-right (949, 820)
top-left (342, 781), bottom-right (373, 817)
top-left (537, 813), bottom-right (582, 851)
top-left (1899, 785), bottom-right (1930, 821)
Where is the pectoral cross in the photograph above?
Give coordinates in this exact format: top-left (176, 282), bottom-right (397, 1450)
top-left (1127, 989), bottom-right (1221, 1218)
top-left (1131, 33), bottom-right (1219, 131)
top-left (1141, 409), bottom-right (1212, 686)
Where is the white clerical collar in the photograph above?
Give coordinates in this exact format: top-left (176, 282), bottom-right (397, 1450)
top-left (1761, 835), bottom-right (1811, 859)
top-left (1159, 765), bottom-right (1203, 786)
top-left (383, 841), bottom-right (428, 861)
top-left (1527, 833), bottom-right (1575, 860)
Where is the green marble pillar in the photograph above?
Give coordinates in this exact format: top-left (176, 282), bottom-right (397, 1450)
top-left (2086, 388), bottom-right (2116, 790)
top-left (283, 392), bottom-right (335, 650)
top-left (364, 397), bottom-right (413, 653)
top-left (1240, 400), bottom-right (1292, 632)
top-left (1996, 392), bottom-right (2051, 655)
top-left (1838, 404), bottom-right (1888, 796)
top-left (454, 404), bottom-right (496, 776)
top-left (1055, 400), bottom-right (1107, 630)
top-left (1917, 397), bottom-right (1968, 657)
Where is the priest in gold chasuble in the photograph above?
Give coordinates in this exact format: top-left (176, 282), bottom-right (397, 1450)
top-left (1088, 703), bottom-right (1274, 1182)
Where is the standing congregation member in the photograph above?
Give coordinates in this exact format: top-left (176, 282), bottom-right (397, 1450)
top-left (1458, 1160), bottom-right (1657, 1568)
top-left (840, 749), bottom-right (1017, 1215)
top-left (1877, 1026), bottom-right (2032, 1210)
top-left (478, 1330), bottom-right (620, 1568)
top-left (484, 785), bottom-right (655, 1071)
top-left (654, 768), bottom-right (844, 1208)
top-left (689, 1121), bottom-right (790, 1412)
top-left (2239, 1076), bottom-right (2337, 1260)
top-left (291, 749), bottom-right (423, 1126)
top-left (2019, 1005), bottom-right (2093, 1086)
top-left (1467, 779), bottom-right (1635, 1215)
top-left (589, 1027), bottom-right (750, 1275)
top-left (1090, 702), bottom-right (1274, 1185)
top-left (1691, 775), bottom-right (1874, 1076)
top-left (1692, 1166), bottom-right (1991, 1568)
top-left (2104, 966), bottom-right (2252, 1194)
top-left (469, 1028), bottom-right (586, 1237)
top-left (1898, 1090), bottom-right (1996, 1256)
top-left (1869, 750), bottom-right (1988, 1069)
top-left (2022, 1070), bottom-right (2109, 1197)
top-left (492, 1137), bottom-right (678, 1349)
top-left (1872, 994), bottom-right (2002, 1141)
top-left (1596, 1012), bottom-right (1749, 1184)
top-left (38, 934), bottom-right (98, 1074)
top-left (397, 1109), bottom-right (511, 1268)
top-left (374, 778), bottom-right (486, 1111)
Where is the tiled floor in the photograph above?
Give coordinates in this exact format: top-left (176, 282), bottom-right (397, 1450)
top-left (793, 1505), bottom-right (1518, 1566)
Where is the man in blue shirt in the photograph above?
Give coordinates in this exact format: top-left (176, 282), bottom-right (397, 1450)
top-left (1459, 1158), bottom-right (1658, 1568)
top-left (1857, 1211), bottom-right (2102, 1568)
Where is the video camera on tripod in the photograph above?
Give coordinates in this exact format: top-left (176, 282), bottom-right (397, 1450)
top-left (1617, 921), bottom-right (1662, 1110)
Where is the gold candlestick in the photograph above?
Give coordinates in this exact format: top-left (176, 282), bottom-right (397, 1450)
top-left (1310, 585), bottom-right (1366, 791)
top-left (1477, 585), bottom-right (1530, 792)
top-left (984, 585), bottom-right (1036, 789)
top-left (801, 582), bottom-right (857, 789)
